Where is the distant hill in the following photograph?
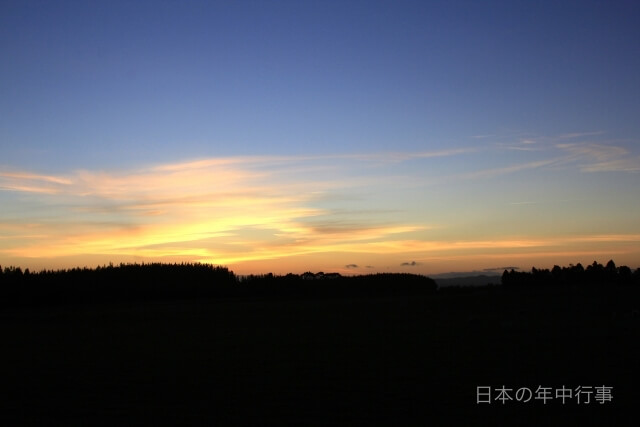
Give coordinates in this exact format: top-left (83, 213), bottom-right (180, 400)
top-left (434, 274), bottom-right (501, 287)
top-left (0, 264), bottom-right (437, 307)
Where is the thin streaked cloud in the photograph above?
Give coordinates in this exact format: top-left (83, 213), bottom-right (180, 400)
top-left (494, 138), bottom-right (541, 152)
top-left (557, 131), bottom-right (605, 139)
top-left (581, 158), bottom-right (640, 173)
top-left (0, 153), bottom-right (433, 265)
top-left (2, 145), bottom-right (639, 272)
top-left (0, 172), bottom-right (73, 185)
top-left (457, 158), bottom-right (565, 180)
top-left (557, 143), bottom-right (640, 173)
top-left (0, 171), bottom-right (73, 194)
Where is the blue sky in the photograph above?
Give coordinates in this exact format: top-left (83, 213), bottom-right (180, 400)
top-left (1, 1), bottom-right (639, 274)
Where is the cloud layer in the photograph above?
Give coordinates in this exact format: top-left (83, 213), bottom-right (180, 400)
top-left (1, 143), bottom-right (639, 273)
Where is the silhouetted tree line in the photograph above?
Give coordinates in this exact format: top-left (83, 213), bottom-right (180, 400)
top-left (0, 263), bottom-right (236, 306)
top-left (0, 263), bottom-right (437, 307)
top-left (502, 260), bottom-right (640, 288)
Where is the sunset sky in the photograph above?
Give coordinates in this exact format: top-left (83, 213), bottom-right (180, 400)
top-left (1, 0), bottom-right (639, 275)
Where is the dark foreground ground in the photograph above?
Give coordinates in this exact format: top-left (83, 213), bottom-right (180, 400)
top-left (2, 285), bottom-right (639, 426)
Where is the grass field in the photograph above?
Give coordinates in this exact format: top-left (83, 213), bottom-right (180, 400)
top-left (2, 285), bottom-right (639, 426)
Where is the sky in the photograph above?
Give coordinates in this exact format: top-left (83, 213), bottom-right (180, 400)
top-left (1, 0), bottom-right (639, 275)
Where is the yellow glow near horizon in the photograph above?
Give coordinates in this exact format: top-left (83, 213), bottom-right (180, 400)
top-left (1, 153), bottom-right (639, 274)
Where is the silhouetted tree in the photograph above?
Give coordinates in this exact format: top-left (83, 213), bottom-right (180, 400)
top-left (619, 265), bottom-right (632, 285)
top-left (501, 260), bottom-right (638, 289)
top-left (551, 265), bottom-right (563, 285)
top-left (0, 263), bottom-right (237, 306)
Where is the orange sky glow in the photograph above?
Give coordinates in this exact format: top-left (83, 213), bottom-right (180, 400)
top-left (2, 151), bottom-right (639, 276)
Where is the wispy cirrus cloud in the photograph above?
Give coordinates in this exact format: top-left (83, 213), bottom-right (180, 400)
top-left (1, 152), bottom-right (450, 265)
top-left (483, 130), bottom-right (639, 175)
top-left (582, 159), bottom-right (640, 173)
top-left (556, 143), bottom-right (628, 161)
top-left (456, 157), bottom-right (565, 180)
top-left (0, 171), bottom-right (73, 194)
top-left (556, 131), bottom-right (605, 139)
top-left (2, 146), bottom-right (638, 272)
top-left (494, 138), bottom-right (541, 152)
top-left (557, 143), bottom-right (640, 172)
top-left (1, 148), bottom-right (474, 196)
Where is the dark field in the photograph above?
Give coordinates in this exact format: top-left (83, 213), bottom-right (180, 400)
top-left (2, 286), bottom-right (639, 426)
